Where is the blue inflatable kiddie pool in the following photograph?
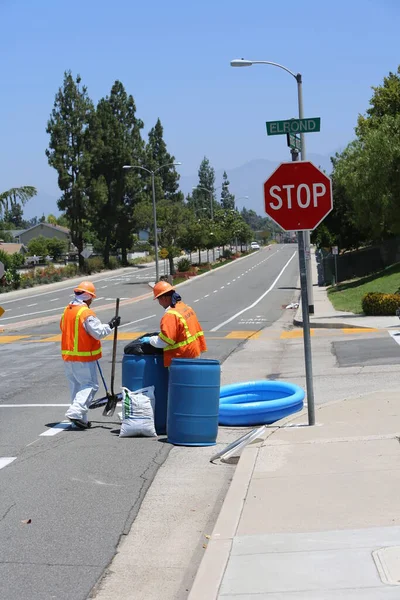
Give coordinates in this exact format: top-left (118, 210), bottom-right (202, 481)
top-left (219, 380), bottom-right (304, 426)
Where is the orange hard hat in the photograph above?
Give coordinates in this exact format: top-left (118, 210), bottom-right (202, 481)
top-left (74, 281), bottom-right (97, 298)
top-left (153, 281), bottom-right (175, 299)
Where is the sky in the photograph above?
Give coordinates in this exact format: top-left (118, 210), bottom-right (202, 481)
top-left (0, 0), bottom-right (399, 217)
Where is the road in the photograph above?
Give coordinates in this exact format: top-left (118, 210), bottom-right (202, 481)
top-left (0, 244), bottom-right (300, 600)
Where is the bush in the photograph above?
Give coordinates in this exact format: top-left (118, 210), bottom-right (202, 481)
top-left (84, 256), bottom-right (105, 274)
top-left (0, 249), bottom-right (11, 270)
top-left (362, 292), bottom-right (400, 315)
top-left (222, 248), bottom-right (232, 259)
top-left (176, 257), bottom-right (192, 272)
top-left (108, 256), bottom-right (119, 270)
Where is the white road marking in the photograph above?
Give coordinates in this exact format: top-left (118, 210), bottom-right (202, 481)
top-left (119, 315), bottom-right (156, 329)
top-left (0, 404), bottom-right (70, 407)
top-left (0, 457), bottom-right (16, 470)
top-left (220, 286), bottom-right (225, 289)
top-left (27, 303), bottom-right (37, 307)
top-left (96, 297), bottom-right (105, 301)
top-left (40, 422), bottom-right (72, 436)
top-left (213, 290), bottom-right (218, 293)
top-left (204, 294), bottom-right (210, 298)
top-left (49, 297), bottom-right (59, 302)
top-left (0, 306), bottom-right (64, 321)
top-left (100, 285), bottom-right (108, 289)
top-left (193, 299), bottom-right (199, 303)
top-left (211, 252), bottom-right (297, 332)
top-left (389, 331), bottom-right (400, 346)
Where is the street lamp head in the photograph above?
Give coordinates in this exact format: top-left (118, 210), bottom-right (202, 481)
top-left (230, 59), bottom-right (253, 67)
top-left (122, 165), bottom-right (132, 169)
top-left (174, 162), bottom-right (182, 166)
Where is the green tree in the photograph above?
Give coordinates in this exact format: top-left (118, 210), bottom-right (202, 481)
top-left (146, 118), bottom-right (183, 203)
top-left (89, 80), bottom-right (144, 265)
top-left (47, 214), bottom-right (58, 225)
top-left (4, 204), bottom-right (24, 228)
top-left (190, 156), bottom-right (216, 218)
top-left (47, 237), bottom-right (67, 260)
top-left (27, 236), bottom-right (49, 256)
top-left (220, 171), bottom-right (235, 210)
top-left (0, 186), bottom-right (37, 215)
top-left (357, 65), bottom-right (400, 137)
top-left (46, 71), bottom-right (93, 269)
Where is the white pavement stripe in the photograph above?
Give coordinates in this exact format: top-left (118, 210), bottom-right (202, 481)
top-left (49, 297), bottom-right (59, 302)
top-left (204, 294), bottom-right (210, 298)
top-left (0, 404), bottom-right (70, 407)
top-left (100, 285), bottom-right (108, 288)
top-left (389, 331), bottom-right (400, 346)
top-left (27, 303), bottom-right (37, 307)
top-left (119, 315), bottom-right (156, 329)
top-left (193, 299), bottom-right (199, 303)
top-left (0, 457), bottom-right (16, 470)
top-left (40, 422), bottom-right (72, 436)
top-left (211, 252), bottom-right (297, 332)
top-left (0, 305), bottom-right (64, 321)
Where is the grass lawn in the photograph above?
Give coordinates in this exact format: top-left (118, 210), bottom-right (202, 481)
top-left (327, 262), bottom-right (400, 314)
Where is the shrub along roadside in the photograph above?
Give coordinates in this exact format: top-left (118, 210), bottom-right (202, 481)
top-left (0, 256), bottom-right (122, 293)
top-left (362, 292), bottom-right (400, 316)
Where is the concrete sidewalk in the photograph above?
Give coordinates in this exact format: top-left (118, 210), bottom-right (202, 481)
top-left (188, 251), bottom-right (400, 599)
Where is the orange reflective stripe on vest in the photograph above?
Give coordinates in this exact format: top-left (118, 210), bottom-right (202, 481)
top-left (60, 304), bottom-right (102, 362)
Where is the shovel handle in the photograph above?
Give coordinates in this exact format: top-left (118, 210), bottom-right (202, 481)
top-left (110, 298), bottom-right (119, 397)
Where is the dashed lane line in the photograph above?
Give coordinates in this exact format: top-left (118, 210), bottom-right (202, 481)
top-left (0, 457), bottom-right (16, 470)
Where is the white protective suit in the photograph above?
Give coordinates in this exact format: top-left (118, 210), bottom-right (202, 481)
top-left (64, 297), bottom-right (112, 423)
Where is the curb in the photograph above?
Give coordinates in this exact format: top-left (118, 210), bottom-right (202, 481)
top-left (188, 406), bottom-right (307, 600)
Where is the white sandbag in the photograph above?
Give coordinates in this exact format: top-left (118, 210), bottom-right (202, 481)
top-left (119, 386), bottom-right (157, 438)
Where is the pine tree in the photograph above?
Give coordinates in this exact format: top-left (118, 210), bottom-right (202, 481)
top-left (88, 81), bottom-right (145, 264)
top-left (220, 171), bottom-right (235, 210)
top-left (46, 72), bottom-right (93, 268)
top-left (146, 118), bottom-right (183, 203)
top-left (191, 156), bottom-right (216, 218)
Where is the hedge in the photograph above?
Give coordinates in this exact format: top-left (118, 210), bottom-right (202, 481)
top-left (362, 292), bottom-right (400, 316)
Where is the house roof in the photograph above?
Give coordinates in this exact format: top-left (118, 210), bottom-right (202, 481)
top-left (0, 243), bottom-right (27, 255)
top-left (9, 229), bottom-right (26, 238)
top-left (21, 223), bottom-right (70, 235)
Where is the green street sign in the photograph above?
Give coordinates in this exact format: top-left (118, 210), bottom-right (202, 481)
top-left (286, 133), bottom-right (302, 151)
top-left (266, 117), bottom-right (321, 136)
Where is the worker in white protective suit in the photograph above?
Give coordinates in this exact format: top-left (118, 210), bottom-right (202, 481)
top-left (60, 281), bottom-right (120, 429)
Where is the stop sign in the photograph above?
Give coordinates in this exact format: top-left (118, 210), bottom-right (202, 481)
top-left (264, 161), bottom-right (332, 231)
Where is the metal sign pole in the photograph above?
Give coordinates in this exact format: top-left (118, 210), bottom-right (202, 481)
top-left (292, 148), bottom-right (315, 426)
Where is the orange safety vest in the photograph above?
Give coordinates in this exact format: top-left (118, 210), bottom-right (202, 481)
top-left (159, 301), bottom-right (207, 367)
top-left (60, 304), bottom-right (102, 362)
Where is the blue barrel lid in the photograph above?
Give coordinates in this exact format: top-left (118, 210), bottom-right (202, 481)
top-left (170, 358), bottom-right (220, 366)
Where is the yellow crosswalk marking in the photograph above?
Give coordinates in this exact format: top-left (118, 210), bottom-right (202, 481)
top-left (38, 334), bottom-right (62, 342)
top-left (225, 331), bottom-right (261, 339)
top-left (0, 335), bottom-right (31, 343)
top-left (103, 332), bottom-right (145, 341)
top-left (341, 328), bottom-right (379, 334)
top-left (281, 330), bottom-right (315, 338)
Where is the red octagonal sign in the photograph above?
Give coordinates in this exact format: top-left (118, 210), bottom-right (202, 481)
top-left (264, 161), bottom-right (333, 231)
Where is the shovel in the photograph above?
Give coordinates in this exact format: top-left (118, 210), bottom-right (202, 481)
top-left (102, 298), bottom-right (120, 417)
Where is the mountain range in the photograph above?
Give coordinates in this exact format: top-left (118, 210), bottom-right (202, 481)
top-left (23, 154), bottom-right (334, 219)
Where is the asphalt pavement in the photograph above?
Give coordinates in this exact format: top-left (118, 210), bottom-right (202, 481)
top-left (0, 244), bottom-right (301, 600)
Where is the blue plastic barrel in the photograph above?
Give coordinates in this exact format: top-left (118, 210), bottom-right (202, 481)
top-left (122, 354), bottom-right (169, 435)
top-left (167, 358), bottom-right (221, 446)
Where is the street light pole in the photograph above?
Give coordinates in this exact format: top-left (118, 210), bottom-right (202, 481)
top-left (193, 185), bottom-right (220, 262)
top-left (150, 171), bottom-right (159, 280)
top-left (230, 58), bottom-right (314, 313)
top-left (123, 161), bottom-right (181, 282)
